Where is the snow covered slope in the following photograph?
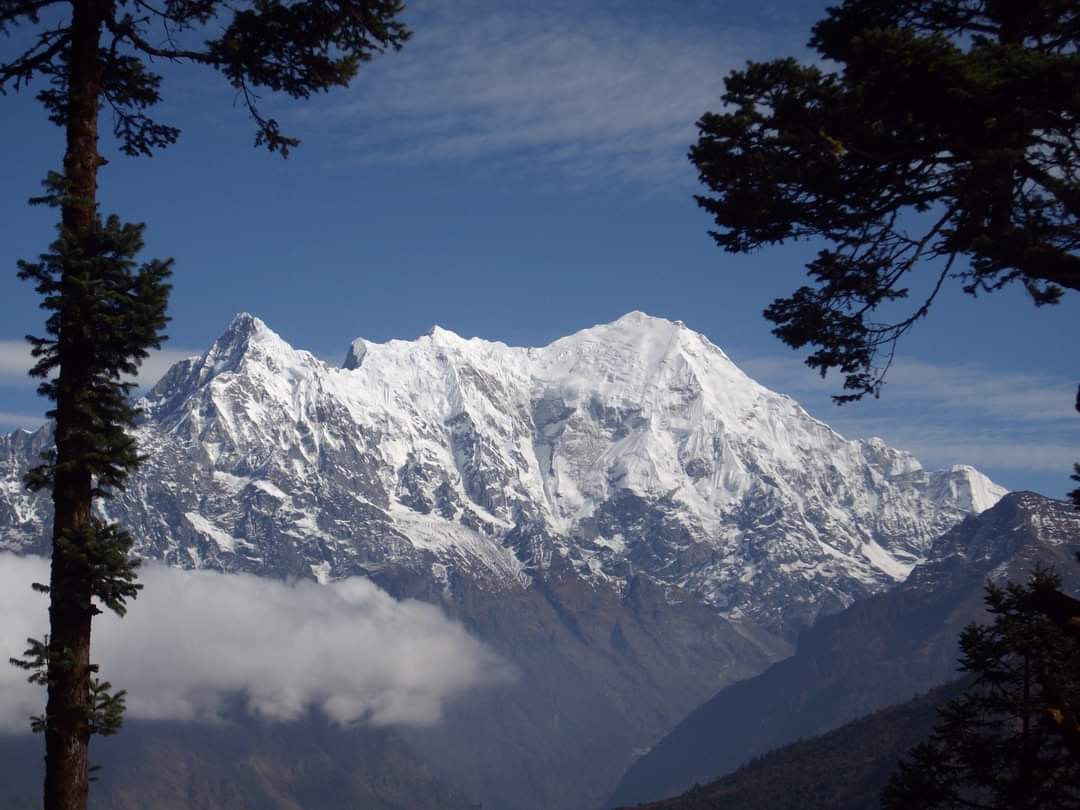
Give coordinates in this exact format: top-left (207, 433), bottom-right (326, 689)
top-left (0, 311), bottom-right (1004, 636)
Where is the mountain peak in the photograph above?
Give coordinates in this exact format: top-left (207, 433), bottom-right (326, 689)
top-left (229, 310), bottom-right (261, 329)
top-left (613, 309), bottom-right (672, 324)
top-left (549, 311), bottom-right (698, 366)
top-left (211, 312), bottom-right (285, 356)
top-left (590, 310), bottom-right (686, 337)
top-left (145, 314), bottom-right (318, 417)
top-left (425, 324), bottom-right (467, 345)
top-left (343, 338), bottom-right (368, 370)
top-left (611, 310), bottom-right (687, 327)
top-left (223, 311), bottom-right (268, 339)
top-left (932, 464), bottom-right (1006, 514)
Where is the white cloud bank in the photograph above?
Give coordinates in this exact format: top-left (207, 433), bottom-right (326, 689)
top-left (0, 555), bottom-right (512, 733)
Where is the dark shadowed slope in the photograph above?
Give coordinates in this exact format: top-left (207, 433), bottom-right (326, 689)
top-left (621, 679), bottom-right (968, 810)
top-left (0, 712), bottom-right (477, 810)
top-left (609, 493), bottom-right (1080, 807)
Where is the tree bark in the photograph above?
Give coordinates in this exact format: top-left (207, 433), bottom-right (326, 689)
top-left (44, 0), bottom-right (104, 807)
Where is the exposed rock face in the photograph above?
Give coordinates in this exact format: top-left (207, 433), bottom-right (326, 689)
top-left (608, 493), bottom-right (1080, 809)
top-left (0, 311), bottom-right (1008, 809)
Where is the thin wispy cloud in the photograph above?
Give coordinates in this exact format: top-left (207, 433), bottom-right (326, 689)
top-left (873, 360), bottom-right (1075, 423)
top-left (841, 429), bottom-right (1078, 473)
top-left (132, 347), bottom-right (200, 389)
top-left (734, 350), bottom-right (1079, 477)
top-left (0, 555), bottom-right (513, 733)
top-left (314, 4), bottom-right (796, 187)
top-left (739, 353), bottom-right (1077, 424)
top-left (0, 340), bottom-right (197, 391)
top-left (0, 411), bottom-right (45, 432)
top-left (0, 340), bottom-right (32, 381)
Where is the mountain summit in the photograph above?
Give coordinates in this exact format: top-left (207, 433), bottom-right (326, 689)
top-left (4, 311), bottom-right (1003, 636)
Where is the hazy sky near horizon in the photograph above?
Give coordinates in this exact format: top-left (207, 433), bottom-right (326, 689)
top-left (0, 0), bottom-right (1076, 497)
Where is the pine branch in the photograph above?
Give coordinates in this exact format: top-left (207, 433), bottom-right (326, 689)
top-left (0, 27), bottom-right (69, 93)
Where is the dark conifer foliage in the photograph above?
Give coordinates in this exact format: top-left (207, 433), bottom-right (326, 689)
top-left (0, 0), bottom-right (409, 156)
top-left (882, 570), bottom-right (1080, 809)
top-left (1071, 385), bottom-right (1080, 509)
top-left (1, 2), bottom-right (409, 809)
top-left (690, 0), bottom-right (1079, 402)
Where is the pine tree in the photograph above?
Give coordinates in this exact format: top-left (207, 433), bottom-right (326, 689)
top-left (691, 0), bottom-right (1079, 401)
top-left (882, 571), bottom-right (1080, 809)
top-left (1, 3), bottom-right (409, 809)
top-left (687, 0), bottom-right (1080, 749)
top-left (689, 0), bottom-right (1079, 498)
top-left (1071, 385), bottom-right (1080, 509)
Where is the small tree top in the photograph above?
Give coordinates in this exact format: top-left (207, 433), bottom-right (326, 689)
top-left (691, 0), bottom-right (1079, 401)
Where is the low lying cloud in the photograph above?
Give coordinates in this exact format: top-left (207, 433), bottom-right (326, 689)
top-left (0, 555), bottom-right (511, 733)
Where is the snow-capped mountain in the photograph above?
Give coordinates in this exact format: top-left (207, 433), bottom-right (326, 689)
top-left (0, 311), bottom-right (1004, 636)
top-left (0, 311), bottom-right (1012, 809)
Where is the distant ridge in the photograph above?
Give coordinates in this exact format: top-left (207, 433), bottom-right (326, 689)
top-left (608, 492), bottom-right (1080, 808)
top-left (620, 680), bottom-right (969, 810)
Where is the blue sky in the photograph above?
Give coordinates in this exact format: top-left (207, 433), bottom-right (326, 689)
top-left (0, 0), bottom-right (1076, 498)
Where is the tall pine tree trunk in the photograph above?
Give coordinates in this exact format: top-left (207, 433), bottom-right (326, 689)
top-left (44, 0), bottom-right (104, 806)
